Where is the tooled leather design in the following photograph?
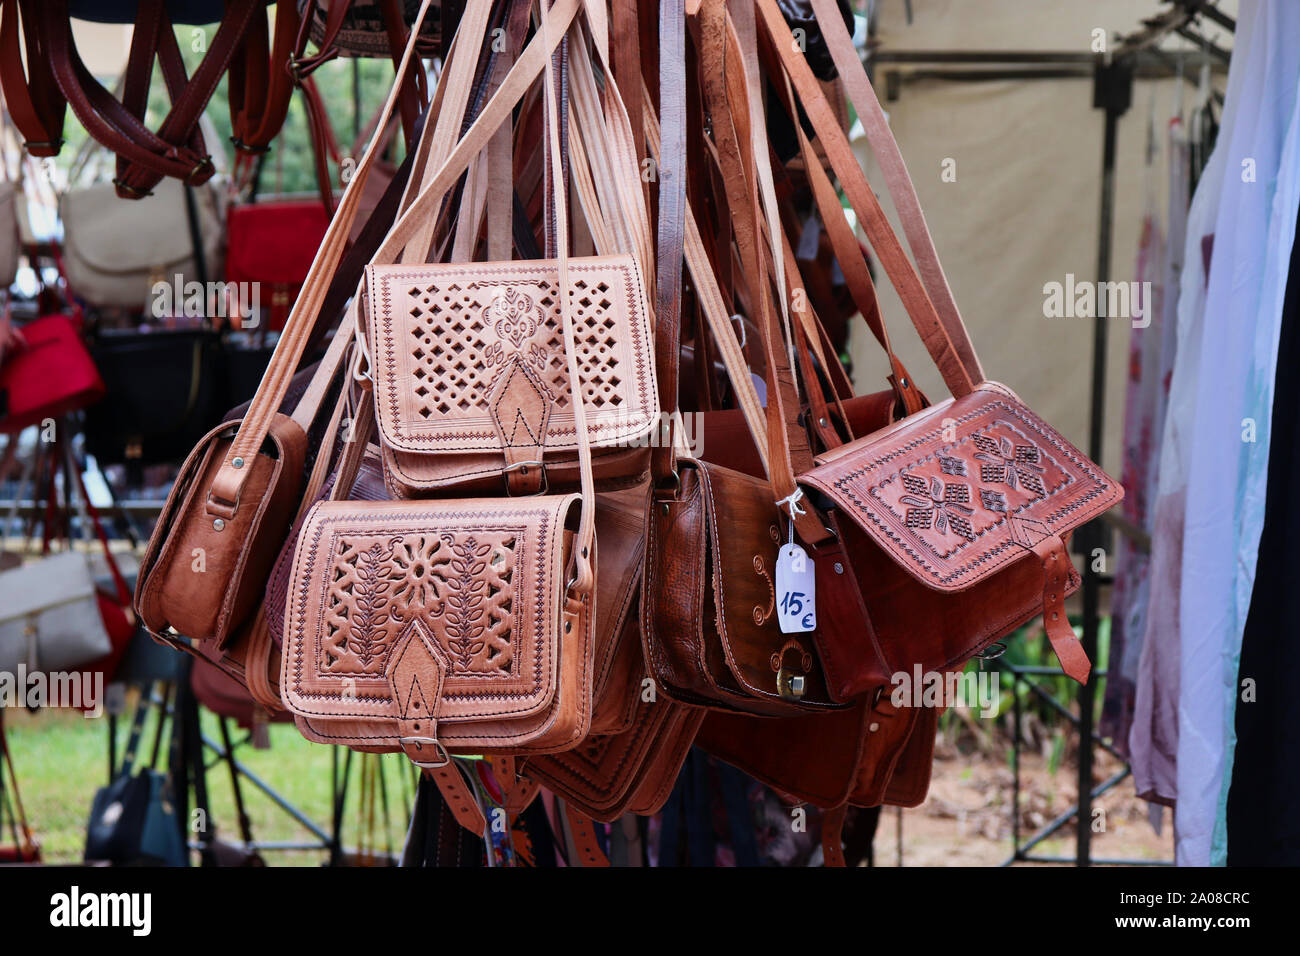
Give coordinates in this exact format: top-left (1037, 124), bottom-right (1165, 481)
top-left (804, 390), bottom-right (1122, 590)
top-left (366, 257), bottom-right (657, 453)
top-left (320, 531), bottom-right (517, 677)
top-left (751, 522), bottom-right (780, 625)
top-left (284, 500), bottom-right (569, 722)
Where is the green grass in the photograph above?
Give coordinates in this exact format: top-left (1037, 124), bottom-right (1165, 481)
top-left (3, 696), bottom-right (416, 866)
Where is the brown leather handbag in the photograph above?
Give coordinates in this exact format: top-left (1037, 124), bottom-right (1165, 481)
top-left (755, 0), bottom-right (1124, 697)
top-left (640, 0), bottom-right (844, 716)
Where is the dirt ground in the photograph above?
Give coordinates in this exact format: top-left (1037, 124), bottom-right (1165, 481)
top-left (872, 734), bottom-right (1175, 867)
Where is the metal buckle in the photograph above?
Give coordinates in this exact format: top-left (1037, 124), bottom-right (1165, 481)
top-left (399, 736), bottom-right (450, 770)
top-left (501, 459), bottom-right (548, 496)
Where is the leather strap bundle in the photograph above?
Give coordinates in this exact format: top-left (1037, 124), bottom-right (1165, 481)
top-left (124, 0), bottom-right (1124, 863)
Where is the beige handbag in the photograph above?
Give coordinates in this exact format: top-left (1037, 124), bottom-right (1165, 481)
top-left (60, 177), bottom-right (225, 310)
top-left (0, 180), bottom-right (19, 290)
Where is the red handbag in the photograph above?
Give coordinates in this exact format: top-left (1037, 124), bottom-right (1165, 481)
top-left (225, 199), bottom-right (331, 331)
top-left (0, 311), bottom-right (105, 433)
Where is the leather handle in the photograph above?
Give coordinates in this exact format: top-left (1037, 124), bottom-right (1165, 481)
top-left (540, 0), bottom-right (596, 594)
top-left (651, 0), bottom-right (688, 486)
top-left (807, 0), bottom-right (984, 385)
top-left (754, 0), bottom-right (977, 399)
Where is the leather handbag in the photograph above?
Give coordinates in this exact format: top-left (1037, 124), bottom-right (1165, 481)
top-left (0, 550), bottom-right (113, 674)
top-left (281, 0), bottom-right (628, 771)
top-left (297, 0), bottom-right (448, 59)
top-left (84, 328), bottom-right (227, 466)
top-left (225, 198), bottom-right (331, 332)
top-left (641, 0), bottom-right (844, 716)
top-left (84, 693), bottom-right (187, 867)
top-left (756, 0), bottom-right (1123, 695)
top-left (60, 178), bottom-right (225, 311)
top-left (0, 311), bottom-right (105, 433)
top-left (362, 253), bottom-right (658, 497)
top-left (0, 178), bottom-right (18, 289)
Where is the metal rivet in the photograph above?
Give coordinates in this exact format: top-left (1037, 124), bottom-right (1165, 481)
top-left (834, 562), bottom-right (844, 574)
top-left (232, 457), bottom-right (245, 469)
top-left (661, 503), bottom-right (669, 515)
top-left (213, 518), bottom-right (225, 531)
top-left (900, 378), bottom-right (909, 388)
top-left (818, 418), bottom-right (827, 428)
top-left (565, 621), bottom-right (572, 633)
top-left (868, 722), bottom-right (880, 732)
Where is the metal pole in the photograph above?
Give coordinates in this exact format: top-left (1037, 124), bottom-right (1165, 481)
top-left (1079, 57), bottom-right (1131, 867)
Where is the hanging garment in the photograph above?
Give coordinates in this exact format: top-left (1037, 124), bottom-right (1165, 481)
top-left (1226, 188), bottom-right (1300, 866)
top-left (1176, 0), bottom-right (1300, 866)
top-left (1102, 105), bottom-right (1166, 752)
top-left (1128, 40), bottom-right (1244, 812)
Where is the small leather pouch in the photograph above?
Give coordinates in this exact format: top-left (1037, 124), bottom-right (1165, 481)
top-left (136, 412), bottom-right (306, 648)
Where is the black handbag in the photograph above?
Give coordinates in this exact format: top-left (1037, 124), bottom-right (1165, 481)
top-left (84, 328), bottom-right (227, 468)
top-left (84, 690), bottom-right (187, 866)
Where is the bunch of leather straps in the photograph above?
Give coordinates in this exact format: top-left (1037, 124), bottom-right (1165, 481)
top-left (0, 0), bottom-right (438, 200)
top-left (2, 0), bottom-right (1008, 867)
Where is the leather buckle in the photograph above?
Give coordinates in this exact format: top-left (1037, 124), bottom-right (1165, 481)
top-left (185, 156), bottom-right (215, 184)
top-left (501, 459), bottom-right (548, 496)
top-left (111, 178), bottom-right (153, 199)
top-left (399, 736), bottom-right (450, 769)
top-left (229, 136), bottom-right (271, 155)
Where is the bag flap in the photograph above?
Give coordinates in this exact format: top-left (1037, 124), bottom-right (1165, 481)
top-left (0, 552), bottom-right (96, 622)
top-left (282, 495), bottom-right (579, 725)
top-left (801, 382), bottom-right (1123, 593)
top-left (61, 180), bottom-right (220, 276)
top-left (364, 254), bottom-right (658, 456)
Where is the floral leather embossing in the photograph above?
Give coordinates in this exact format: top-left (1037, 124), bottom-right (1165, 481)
top-left (281, 495), bottom-right (594, 754)
top-left (802, 383), bottom-right (1121, 593)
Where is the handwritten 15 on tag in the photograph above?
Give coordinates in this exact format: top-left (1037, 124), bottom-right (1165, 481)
top-left (775, 543), bottom-right (816, 633)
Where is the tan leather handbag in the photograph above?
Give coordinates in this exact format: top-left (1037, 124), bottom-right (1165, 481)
top-left (280, 0), bottom-right (642, 769)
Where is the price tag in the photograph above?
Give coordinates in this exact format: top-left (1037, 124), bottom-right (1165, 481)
top-left (775, 543), bottom-right (816, 633)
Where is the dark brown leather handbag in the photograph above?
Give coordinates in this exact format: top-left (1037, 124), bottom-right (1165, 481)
top-left (639, 0), bottom-right (845, 717)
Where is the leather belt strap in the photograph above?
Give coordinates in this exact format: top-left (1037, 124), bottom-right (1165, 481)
top-left (425, 765), bottom-right (488, 837)
top-left (563, 805), bottom-right (611, 867)
top-left (754, 0), bottom-right (976, 399)
top-left (1031, 534), bottom-right (1090, 684)
top-left (0, 0), bottom-right (66, 155)
top-left (651, 0), bottom-right (688, 486)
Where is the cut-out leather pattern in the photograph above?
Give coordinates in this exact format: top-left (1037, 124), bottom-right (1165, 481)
top-left (284, 496), bottom-right (580, 731)
top-left (321, 530), bottom-right (517, 678)
top-left (366, 256), bottom-right (657, 454)
top-left (802, 387), bottom-right (1123, 592)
